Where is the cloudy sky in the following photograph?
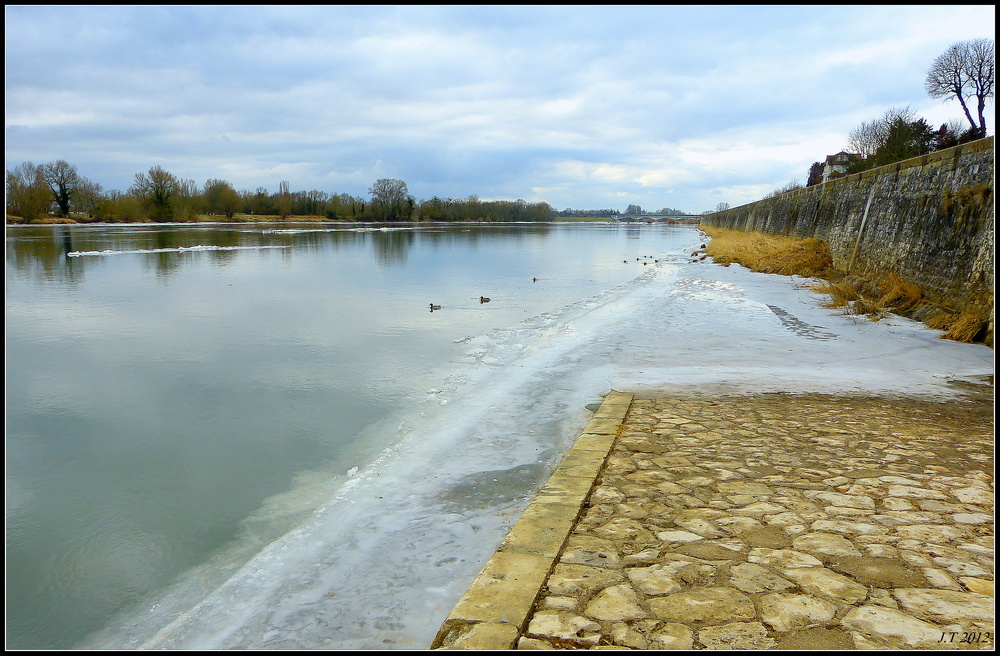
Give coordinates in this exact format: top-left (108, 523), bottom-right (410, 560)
top-left (5, 5), bottom-right (995, 213)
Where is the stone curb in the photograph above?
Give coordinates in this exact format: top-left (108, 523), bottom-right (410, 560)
top-left (430, 390), bottom-right (634, 650)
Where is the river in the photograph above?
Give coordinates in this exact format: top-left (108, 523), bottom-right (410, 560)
top-left (5, 221), bottom-right (992, 649)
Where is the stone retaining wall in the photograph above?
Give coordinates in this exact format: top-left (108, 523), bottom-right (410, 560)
top-left (701, 138), bottom-right (994, 338)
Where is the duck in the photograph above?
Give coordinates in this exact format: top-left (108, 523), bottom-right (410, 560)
top-left (479, 296), bottom-right (490, 303)
top-left (429, 303), bottom-right (442, 311)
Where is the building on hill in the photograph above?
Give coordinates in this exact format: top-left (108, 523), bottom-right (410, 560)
top-left (822, 151), bottom-right (862, 183)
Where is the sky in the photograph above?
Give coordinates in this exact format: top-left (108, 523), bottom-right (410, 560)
top-left (5, 5), bottom-right (996, 214)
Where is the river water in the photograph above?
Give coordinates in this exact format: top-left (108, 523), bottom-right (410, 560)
top-left (5, 221), bottom-right (992, 649)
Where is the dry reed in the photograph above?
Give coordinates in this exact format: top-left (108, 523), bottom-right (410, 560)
top-left (699, 225), bottom-right (990, 345)
top-left (944, 311), bottom-right (989, 343)
top-left (699, 226), bottom-right (835, 278)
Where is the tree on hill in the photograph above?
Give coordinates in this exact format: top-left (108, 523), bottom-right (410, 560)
top-left (845, 107), bottom-right (936, 172)
top-left (806, 161), bottom-right (824, 186)
top-left (933, 119), bottom-right (982, 150)
top-left (925, 38), bottom-right (995, 139)
top-left (868, 116), bottom-right (936, 168)
top-left (847, 106), bottom-right (917, 159)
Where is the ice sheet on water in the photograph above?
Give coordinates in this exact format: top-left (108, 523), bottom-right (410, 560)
top-left (261, 226), bottom-right (415, 234)
top-left (67, 244), bottom-right (290, 257)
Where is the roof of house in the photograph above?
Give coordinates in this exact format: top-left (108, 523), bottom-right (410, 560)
top-left (825, 151), bottom-right (862, 165)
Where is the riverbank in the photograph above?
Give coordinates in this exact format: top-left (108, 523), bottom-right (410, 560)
top-left (5, 214), bottom-right (625, 226)
top-left (698, 226), bottom-right (992, 346)
top-left (434, 386), bottom-right (994, 649)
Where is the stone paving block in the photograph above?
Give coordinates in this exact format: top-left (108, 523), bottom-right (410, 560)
top-left (533, 473), bottom-right (598, 507)
top-left (892, 588), bottom-right (995, 625)
top-left (432, 620), bottom-right (521, 650)
top-left (545, 563), bottom-right (626, 596)
top-left (550, 447), bottom-right (607, 481)
top-left (841, 605), bottom-right (945, 648)
top-left (498, 500), bottom-right (579, 559)
top-left (573, 431), bottom-right (618, 453)
top-left (524, 610), bottom-right (602, 646)
top-left (595, 390), bottom-right (633, 412)
top-left (442, 551), bottom-right (553, 627)
top-left (650, 587), bottom-right (757, 625)
top-left (559, 534), bottom-right (621, 569)
top-left (698, 621), bottom-right (778, 649)
top-left (581, 415), bottom-right (624, 435)
top-left (592, 402), bottom-right (632, 419)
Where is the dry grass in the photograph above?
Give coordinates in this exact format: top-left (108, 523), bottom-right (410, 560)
top-left (700, 226), bottom-right (991, 345)
top-left (926, 310), bottom-right (958, 331)
top-left (809, 280), bottom-right (860, 310)
top-left (876, 273), bottom-right (923, 313)
top-left (807, 274), bottom-right (925, 321)
top-left (699, 226), bottom-right (835, 278)
top-left (924, 308), bottom-right (991, 344)
top-left (23, 216), bottom-right (77, 225)
top-left (943, 311), bottom-right (990, 343)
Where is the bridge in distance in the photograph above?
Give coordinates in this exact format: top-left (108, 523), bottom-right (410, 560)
top-left (614, 214), bottom-right (702, 223)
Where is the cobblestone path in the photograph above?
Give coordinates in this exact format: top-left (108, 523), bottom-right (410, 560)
top-left (518, 391), bottom-right (994, 650)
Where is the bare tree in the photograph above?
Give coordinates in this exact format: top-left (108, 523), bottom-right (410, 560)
top-left (925, 38), bottom-right (995, 138)
top-left (204, 178), bottom-right (242, 220)
top-left (304, 189), bottom-right (328, 216)
top-left (41, 160), bottom-right (81, 217)
top-left (203, 178), bottom-right (226, 216)
top-left (277, 180), bottom-right (292, 220)
top-left (6, 162), bottom-right (51, 221)
top-left (368, 178), bottom-right (409, 221)
top-left (75, 179), bottom-right (105, 219)
top-left (131, 166), bottom-right (179, 222)
top-left (172, 178), bottom-right (200, 221)
top-left (847, 106), bottom-right (917, 159)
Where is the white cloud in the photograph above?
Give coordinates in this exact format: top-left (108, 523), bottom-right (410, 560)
top-left (4, 5), bottom-right (995, 212)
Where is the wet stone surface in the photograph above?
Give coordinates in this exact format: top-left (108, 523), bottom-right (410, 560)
top-left (519, 391), bottom-right (994, 650)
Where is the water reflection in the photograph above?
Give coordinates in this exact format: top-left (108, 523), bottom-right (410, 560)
top-left (6, 223), bottom-right (566, 283)
top-left (371, 229), bottom-right (415, 267)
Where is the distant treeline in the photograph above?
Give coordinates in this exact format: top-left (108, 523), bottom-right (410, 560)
top-left (552, 204), bottom-right (689, 218)
top-left (5, 163), bottom-right (556, 224)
